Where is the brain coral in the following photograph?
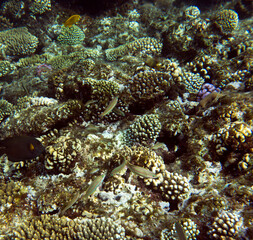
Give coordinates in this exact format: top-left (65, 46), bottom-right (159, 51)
top-left (28, 0), bottom-right (51, 15)
top-left (57, 25), bottom-right (85, 45)
top-left (0, 27), bottom-right (39, 56)
top-left (215, 9), bottom-right (239, 34)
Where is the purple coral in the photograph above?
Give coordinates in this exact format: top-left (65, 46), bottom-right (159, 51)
top-left (197, 83), bottom-right (221, 101)
top-left (36, 64), bottom-right (52, 77)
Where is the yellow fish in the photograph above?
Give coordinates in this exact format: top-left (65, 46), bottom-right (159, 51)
top-left (64, 15), bottom-right (81, 27)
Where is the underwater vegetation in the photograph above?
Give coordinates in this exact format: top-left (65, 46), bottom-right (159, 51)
top-left (0, 0), bottom-right (252, 239)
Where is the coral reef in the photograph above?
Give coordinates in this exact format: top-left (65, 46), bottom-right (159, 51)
top-left (0, 0), bottom-right (252, 239)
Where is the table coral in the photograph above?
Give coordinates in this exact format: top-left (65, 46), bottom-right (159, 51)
top-left (105, 37), bottom-right (162, 61)
top-left (0, 27), bottom-right (39, 56)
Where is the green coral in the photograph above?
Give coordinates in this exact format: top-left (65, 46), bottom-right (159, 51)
top-left (57, 25), bottom-right (85, 45)
top-left (0, 27), bottom-right (39, 56)
top-left (123, 114), bottom-right (162, 146)
top-left (0, 60), bottom-right (15, 77)
top-left (215, 9), bottom-right (239, 34)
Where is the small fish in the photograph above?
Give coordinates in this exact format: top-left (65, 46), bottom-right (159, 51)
top-left (99, 96), bottom-right (119, 118)
top-left (110, 159), bottom-right (127, 176)
top-left (81, 173), bottom-right (107, 200)
top-left (84, 99), bottom-right (98, 107)
top-left (127, 163), bottom-right (158, 178)
top-left (59, 191), bottom-right (81, 217)
top-left (64, 15), bottom-right (81, 27)
top-left (0, 136), bottom-right (45, 162)
top-left (175, 222), bottom-right (187, 240)
top-left (112, 107), bottom-right (125, 117)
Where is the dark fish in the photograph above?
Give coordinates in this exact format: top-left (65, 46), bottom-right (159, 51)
top-left (175, 222), bottom-right (187, 240)
top-left (0, 136), bottom-right (45, 162)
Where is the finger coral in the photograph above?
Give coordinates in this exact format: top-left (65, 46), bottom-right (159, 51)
top-left (208, 211), bottom-right (244, 239)
top-left (9, 215), bottom-right (126, 240)
top-left (123, 114), bottom-right (162, 146)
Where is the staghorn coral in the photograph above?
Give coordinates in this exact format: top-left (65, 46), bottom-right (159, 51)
top-left (0, 99), bottom-right (85, 138)
top-left (28, 0), bottom-right (51, 15)
top-left (57, 25), bottom-right (85, 45)
top-left (181, 70), bottom-right (205, 94)
top-left (0, 60), bottom-right (15, 77)
top-left (105, 37), bottom-right (162, 61)
top-left (44, 135), bottom-right (82, 174)
top-left (0, 27), bottom-right (39, 56)
top-left (215, 9), bottom-right (239, 34)
top-left (161, 218), bottom-right (200, 240)
top-left (123, 114), bottom-right (162, 146)
top-left (9, 215), bottom-right (126, 240)
top-left (208, 211), bottom-right (244, 239)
